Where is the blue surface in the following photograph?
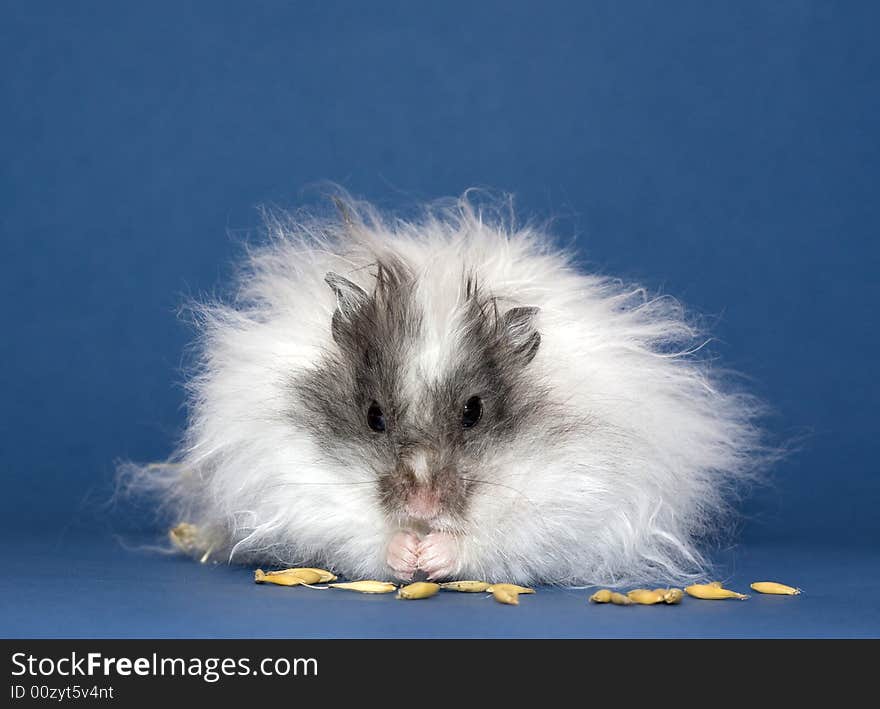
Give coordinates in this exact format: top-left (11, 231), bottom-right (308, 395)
top-left (2, 536), bottom-right (878, 638)
top-left (1, 2), bottom-right (879, 637)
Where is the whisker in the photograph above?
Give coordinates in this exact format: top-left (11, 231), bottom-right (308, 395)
top-left (259, 480), bottom-right (375, 489)
top-left (461, 477), bottom-right (534, 502)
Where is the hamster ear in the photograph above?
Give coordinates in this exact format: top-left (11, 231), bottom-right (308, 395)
top-left (325, 272), bottom-right (369, 344)
top-left (499, 306), bottom-right (541, 366)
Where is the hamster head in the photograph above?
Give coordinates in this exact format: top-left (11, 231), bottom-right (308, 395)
top-left (298, 260), bottom-right (547, 535)
top-left (126, 195), bottom-right (769, 585)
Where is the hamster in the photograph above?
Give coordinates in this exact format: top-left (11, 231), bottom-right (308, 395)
top-left (125, 194), bottom-right (767, 585)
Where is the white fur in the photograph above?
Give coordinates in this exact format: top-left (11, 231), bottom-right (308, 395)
top-left (122, 193), bottom-right (767, 585)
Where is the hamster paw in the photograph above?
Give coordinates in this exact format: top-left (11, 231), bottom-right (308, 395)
top-left (417, 532), bottom-right (460, 581)
top-left (386, 531), bottom-right (420, 581)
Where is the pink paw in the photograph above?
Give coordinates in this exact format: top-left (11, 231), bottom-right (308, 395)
top-left (417, 532), bottom-right (459, 581)
top-left (386, 531), bottom-right (420, 581)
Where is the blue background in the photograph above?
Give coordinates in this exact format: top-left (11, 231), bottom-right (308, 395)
top-left (1, 1), bottom-right (878, 637)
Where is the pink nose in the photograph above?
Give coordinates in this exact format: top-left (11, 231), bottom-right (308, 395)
top-left (405, 487), bottom-right (441, 519)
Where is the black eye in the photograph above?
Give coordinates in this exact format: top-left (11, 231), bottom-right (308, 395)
top-left (461, 396), bottom-right (483, 429)
top-left (367, 401), bottom-right (386, 432)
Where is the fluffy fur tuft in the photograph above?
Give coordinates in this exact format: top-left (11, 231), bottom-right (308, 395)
top-left (121, 192), bottom-right (770, 585)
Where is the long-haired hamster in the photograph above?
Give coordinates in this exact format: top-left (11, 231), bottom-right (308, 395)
top-left (125, 193), bottom-right (768, 585)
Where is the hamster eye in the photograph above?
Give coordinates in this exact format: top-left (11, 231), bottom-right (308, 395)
top-left (367, 401), bottom-right (386, 432)
top-left (461, 396), bottom-right (483, 429)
